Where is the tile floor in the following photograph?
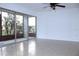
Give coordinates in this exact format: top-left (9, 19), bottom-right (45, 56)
top-left (0, 38), bottom-right (79, 56)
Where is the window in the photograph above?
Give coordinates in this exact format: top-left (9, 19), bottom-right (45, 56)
top-left (16, 15), bottom-right (24, 38)
top-left (0, 9), bottom-right (24, 41)
top-left (2, 12), bottom-right (15, 36)
top-left (28, 17), bottom-right (36, 37)
top-left (28, 17), bottom-right (36, 33)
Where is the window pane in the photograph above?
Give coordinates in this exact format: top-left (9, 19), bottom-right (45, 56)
top-left (28, 17), bottom-right (36, 33)
top-left (28, 17), bottom-right (36, 37)
top-left (2, 12), bottom-right (15, 36)
top-left (28, 17), bottom-right (35, 26)
top-left (16, 15), bottom-right (24, 38)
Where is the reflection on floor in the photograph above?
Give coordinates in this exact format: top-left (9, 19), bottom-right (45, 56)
top-left (0, 38), bottom-right (27, 46)
top-left (0, 38), bottom-right (79, 56)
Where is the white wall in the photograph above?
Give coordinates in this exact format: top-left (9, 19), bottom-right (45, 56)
top-left (37, 8), bottom-right (79, 42)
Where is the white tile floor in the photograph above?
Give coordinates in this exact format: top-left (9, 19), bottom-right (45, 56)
top-left (0, 38), bottom-right (79, 56)
top-left (0, 38), bottom-right (27, 47)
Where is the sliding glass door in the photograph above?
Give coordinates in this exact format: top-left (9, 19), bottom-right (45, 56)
top-left (16, 14), bottom-right (24, 38)
top-left (1, 11), bottom-right (15, 41)
top-left (28, 17), bottom-right (36, 37)
top-left (0, 9), bottom-right (24, 42)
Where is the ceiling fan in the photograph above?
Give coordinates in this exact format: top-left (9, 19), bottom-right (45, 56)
top-left (44, 3), bottom-right (66, 10)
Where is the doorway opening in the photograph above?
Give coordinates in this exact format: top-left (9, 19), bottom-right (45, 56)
top-left (28, 16), bottom-right (37, 38)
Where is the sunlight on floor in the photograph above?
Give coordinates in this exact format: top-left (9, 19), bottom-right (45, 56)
top-left (28, 40), bottom-right (36, 56)
top-left (2, 46), bottom-right (7, 56)
top-left (18, 42), bottom-right (24, 55)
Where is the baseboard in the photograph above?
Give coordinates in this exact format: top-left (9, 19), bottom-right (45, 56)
top-left (37, 37), bottom-right (79, 43)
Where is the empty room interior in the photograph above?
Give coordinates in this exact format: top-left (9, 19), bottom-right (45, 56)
top-left (0, 3), bottom-right (79, 56)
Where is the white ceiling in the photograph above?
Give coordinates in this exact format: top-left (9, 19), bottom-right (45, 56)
top-left (1, 3), bottom-right (79, 12)
top-left (18, 3), bottom-right (79, 12)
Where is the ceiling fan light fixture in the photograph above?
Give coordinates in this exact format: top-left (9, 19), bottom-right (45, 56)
top-left (49, 3), bottom-right (66, 10)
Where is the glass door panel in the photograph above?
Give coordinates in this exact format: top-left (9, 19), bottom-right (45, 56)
top-left (16, 14), bottom-right (24, 41)
top-left (28, 17), bottom-right (36, 37)
top-left (1, 11), bottom-right (15, 41)
top-left (0, 11), bottom-right (15, 46)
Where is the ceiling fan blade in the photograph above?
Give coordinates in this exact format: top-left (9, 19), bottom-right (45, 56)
top-left (56, 5), bottom-right (65, 8)
top-left (43, 6), bottom-right (50, 8)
